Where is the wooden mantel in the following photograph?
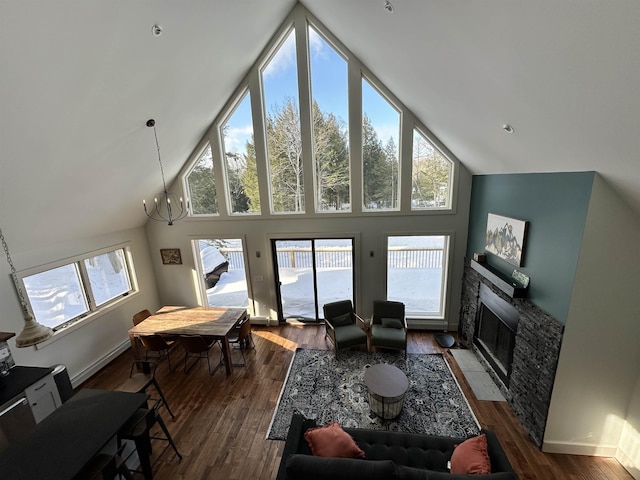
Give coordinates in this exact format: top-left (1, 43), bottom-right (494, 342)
top-left (469, 259), bottom-right (527, 298)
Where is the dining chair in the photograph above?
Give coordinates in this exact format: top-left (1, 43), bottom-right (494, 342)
top-left (132, 309), bottom-right (152, 326)
top-left (178, 335), bottom-right (221, 375)
top-left (117, 401), bottom-right (182, 480)
top-left (225, 317), bottom-right (254, 367)
top-left (115, 360), bottom-right (175, 418)
top-left (139, 334), bottom-right (176, 372)
top-left (74, 443), bottom-right (133, 480)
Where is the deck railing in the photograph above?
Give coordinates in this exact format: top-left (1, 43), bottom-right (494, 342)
top-left (219, 247), bottom-right (443, 270)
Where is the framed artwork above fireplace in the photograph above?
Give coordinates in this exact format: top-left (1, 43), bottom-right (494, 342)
top-left (484, 213), bottom-right (528, 267)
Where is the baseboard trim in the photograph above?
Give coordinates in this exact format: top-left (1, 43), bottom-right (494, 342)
top-left (250, 316), bottom-right (274, 326)
top-left (407, 319), bottom-right (449, 331)
top-left (542, 440), bottom-right (618, 457)
top-left (71, 340), bottom-right (131, 387)
top-left (616, 447), bottom-right (640, 479)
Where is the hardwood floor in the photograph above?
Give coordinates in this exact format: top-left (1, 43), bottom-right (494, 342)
top-left (80, 325), bottom-right (633, 479)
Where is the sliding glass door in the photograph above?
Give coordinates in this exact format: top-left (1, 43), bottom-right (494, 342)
top-left (272, 238), bottom-right (354, 323)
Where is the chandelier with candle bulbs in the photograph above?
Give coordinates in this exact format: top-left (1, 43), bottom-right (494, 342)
top-left (143, 119), bottom-right (189, 226)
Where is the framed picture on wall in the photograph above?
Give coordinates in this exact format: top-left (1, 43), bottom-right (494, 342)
top-left (484, 213), bottom-right (528, 267)
top-left (160, 248), bottom-right (182, 265)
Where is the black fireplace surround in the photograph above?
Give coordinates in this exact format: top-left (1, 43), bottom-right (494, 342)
top-left (459, 259), bottom-right (564, 447)
top-left (474, 283), bottom-right (519, 387)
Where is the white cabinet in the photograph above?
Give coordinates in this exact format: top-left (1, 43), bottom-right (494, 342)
top-left (24, 373), bottom-right (61, 423)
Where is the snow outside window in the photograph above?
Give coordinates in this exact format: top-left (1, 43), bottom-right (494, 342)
top-left (20, 246), bottom-right (135, 330)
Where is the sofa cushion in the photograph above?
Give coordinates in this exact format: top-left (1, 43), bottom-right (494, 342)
top-left (286, 454), bottom-right (395, 480)
top-left (304, 421), bottom-right (365, 458)
top-left (450, 434), bottom-right (491, 474)
top-left (396, 466), bottom-right (518, 480)
top-left (370, 324), bottom-right (406, 350)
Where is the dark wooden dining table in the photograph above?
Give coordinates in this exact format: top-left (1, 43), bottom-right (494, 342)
top-left (128, 306), bottom-right (248, 376)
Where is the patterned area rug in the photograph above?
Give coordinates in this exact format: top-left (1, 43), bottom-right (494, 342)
top-left (267, 348), bottom-right (480, 440)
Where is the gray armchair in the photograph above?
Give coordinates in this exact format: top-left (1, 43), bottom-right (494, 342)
top-left (322, 300), bottom-right (368, 358)
top-left (370, 300), bottom-right (407, 357)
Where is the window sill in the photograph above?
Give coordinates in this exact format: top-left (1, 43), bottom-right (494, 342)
top-left (34, 292), bottom-right (139, 349)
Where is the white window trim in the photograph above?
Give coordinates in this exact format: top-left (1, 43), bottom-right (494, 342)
top-left (16, 242), bottom-right (139, 347)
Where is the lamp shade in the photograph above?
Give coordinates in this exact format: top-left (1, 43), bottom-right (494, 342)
top-left (15, 313), bottom-right (53, 348)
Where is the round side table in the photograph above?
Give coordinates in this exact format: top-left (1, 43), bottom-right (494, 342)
top-left (364, 363), bottom-right (409, 420)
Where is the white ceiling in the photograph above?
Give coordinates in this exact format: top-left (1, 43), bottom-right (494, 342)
top-left (2, 1), bottom-right (640, 251)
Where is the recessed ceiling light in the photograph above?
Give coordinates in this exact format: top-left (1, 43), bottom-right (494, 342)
top-left (502, 124), bottom-right (514, 134)
top-left (152, 24), bottom-right (163, 37)
top-left (384, 1), bottom-right (394, 13)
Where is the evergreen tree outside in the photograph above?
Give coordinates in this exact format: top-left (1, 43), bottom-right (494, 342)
top-left (411, 130), bottom-right (452, 208)
top-left (187, 145), bottom-right (218, 215)
top-left (312, 101), bottom-right (350, 211)
top-left (242, 140), bottom-right (261, 213)
top-left (362, 115), bottom-right (396, 209)
top-left (266, 97), bottom-right (305, 213)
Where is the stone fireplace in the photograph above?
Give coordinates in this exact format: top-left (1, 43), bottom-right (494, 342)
top-left (459, 258), bottom-right (564, 447)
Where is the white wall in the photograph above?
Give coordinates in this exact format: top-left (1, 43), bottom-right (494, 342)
top-left (619, 376), bottom-right (640, 479)
top-left (145, 167), bottom-right (472, 329)
top-left (0, 227), bottom-right (160, 385)
top-left (543, 174), bottom-right (640, 463)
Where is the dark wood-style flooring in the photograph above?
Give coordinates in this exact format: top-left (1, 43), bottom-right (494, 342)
top-left (80, 325), bottom-right (633, 479)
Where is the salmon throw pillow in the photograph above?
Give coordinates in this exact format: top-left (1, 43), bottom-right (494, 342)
top-left (449, 434), bottom-right (491, 474)
top-left (304, 422), bottom-right (365, 458)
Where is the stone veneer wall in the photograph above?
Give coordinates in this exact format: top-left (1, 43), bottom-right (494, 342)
top-left (459, 259), bottom-right (564, 447)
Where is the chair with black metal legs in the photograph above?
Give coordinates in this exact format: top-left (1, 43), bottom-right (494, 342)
top-left (74, 443), bottom-right (133, 480)
top-left (224, 316), bottom-right (254, 367)
top-left (178, 335), bottom-right (221, 375)
top-left (117, 399), bottom-right (182, 480)
top-left (139, 334), bottom-right (176, 372)
top-left (115, 361), bottom-right (175, 418)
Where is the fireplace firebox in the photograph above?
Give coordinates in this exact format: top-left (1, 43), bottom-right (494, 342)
top-left (474, 283), bottom-right (519, 387)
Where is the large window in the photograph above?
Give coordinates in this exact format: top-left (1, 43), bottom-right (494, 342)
top-left (309, 26), bottom-right (350, 212)
top-left (411, 128), bottom-right (453, 210)
top-left (261, 28), bottom-right (304, 214)
top-left (386, 235), bottom-right (448, 318)
top-left (197, 239), bottom-right (250, 309)
top-left (20, 246), bottom-right (135, 330)
top-left (186, 145), bottom-right (218, 215)
top-left (182, 6), bottom-right (456, 217)
top-left (362, 78), bottom-right (400, 211)
top-left (221, 91), bottom-right (260, 214)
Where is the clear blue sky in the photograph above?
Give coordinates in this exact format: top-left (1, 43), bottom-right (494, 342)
top-left (224, 27), bottom-right (400, 155)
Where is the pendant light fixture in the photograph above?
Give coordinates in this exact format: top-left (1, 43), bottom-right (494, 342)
top-left (142, 119), bottom-right (189, 226)
top-left (0, 227), bottom-right (53, 347)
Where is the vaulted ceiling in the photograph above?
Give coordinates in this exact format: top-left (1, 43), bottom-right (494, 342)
top-left (2, 1), bottom-right (639, 251)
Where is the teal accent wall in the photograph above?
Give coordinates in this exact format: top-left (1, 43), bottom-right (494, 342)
top-left (466, 172), bottom-right (594, 323)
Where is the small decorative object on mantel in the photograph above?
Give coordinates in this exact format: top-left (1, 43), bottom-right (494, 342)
top-left (511, 269), bottom-right (530, 289)
top-left (484, 213), bottom-right (528, 267)
top-left (473, 252), bottom-right (486, 263)
top-left (160, 248), bottom-right (182, 265)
